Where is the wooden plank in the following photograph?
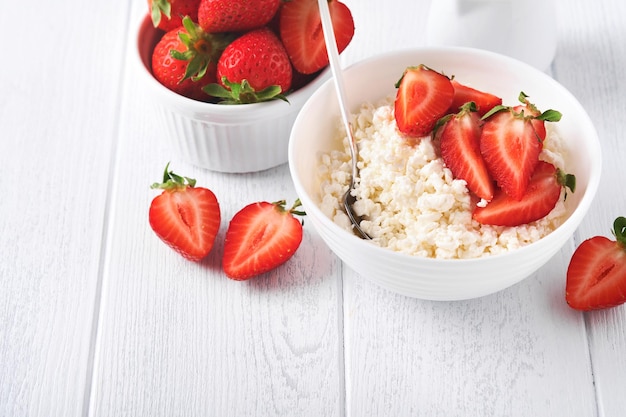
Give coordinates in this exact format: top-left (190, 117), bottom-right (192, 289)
top-left (553, 1), bottom-right (626, 416)
top-left (343, 249), bottom-right (597, 416)
top-left (87, 5), bottom-right (345, 416)
top-left (0, 1), bottom-right (128, 416)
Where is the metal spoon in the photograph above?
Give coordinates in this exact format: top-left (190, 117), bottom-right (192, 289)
top-left (317, 0), bottom-right (371, 240)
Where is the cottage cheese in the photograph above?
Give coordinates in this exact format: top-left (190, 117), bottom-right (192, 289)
top-left (317, 97), bottom-right (569, 260)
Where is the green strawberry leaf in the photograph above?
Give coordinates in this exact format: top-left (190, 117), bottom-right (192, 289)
top-left (150, 0), bottom-right (172, 27)
top-left (204, 78), bottom-right (289, 104)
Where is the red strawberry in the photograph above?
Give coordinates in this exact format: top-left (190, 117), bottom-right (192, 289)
top-left (223, 200), bottom-right (305, 280)
top-left (480, 95), bottom-right (562, 200)
top-left (149, 164), bottom-right (221, 261)
top-left (394, 65), bottom-right (455, 137)
top-left (479, 107), bottom-right (541, 200)
top-left (448, 79), bottom-right (502, 116)
top-left (439, 103), bottom-right (494, 201)
top-left (204, 28), bottom-right (292, 103)
top-left (513, 92), bottom-right (561, 144)
top-left (279, 0), bottom-right (355, 74)
top-left (151, 17), bottom-right (233, 101)
top-left (514, 104), bottom-right (546, 144)
top-left (198, 0), bottom-right (281, 33)
top-left (149, 0), bottom-right (201, 31)
top-left (566, 217), bottom-right (626, 311)
top-left (472, 161), bottom-right (575, 227)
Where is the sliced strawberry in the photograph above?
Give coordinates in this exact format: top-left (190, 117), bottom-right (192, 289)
top-left (566, 217), bottom-right (626, 311)
top-left (479, 107), bottom-right (542, 200)
top-left (514, 92), bottom-right (561, 143)
top-left (472, 161), bottom-right (575, 227)
top-left (394, 65), bottom-right (455, 137)
top-left (439, 103), bottom-right (494, 201)
top-left (149, 164), bottom-right (221, 261)
top-left (448, 79), bottom-right (502, 116)
top-left (480, 93), bottom-right (562, 199)
top-left (223, 200), bottom-right (305, 280)
top-left (279, 0), bottom-right (355, 74)
top-left (513, 104), bottom-right (546, 147)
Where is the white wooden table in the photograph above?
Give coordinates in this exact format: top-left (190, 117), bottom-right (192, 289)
top-left (1, 0), bottom-right (625, 416)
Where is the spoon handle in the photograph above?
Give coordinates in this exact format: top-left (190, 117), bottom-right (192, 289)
top-left (317, 0), bottom-right (352, 137)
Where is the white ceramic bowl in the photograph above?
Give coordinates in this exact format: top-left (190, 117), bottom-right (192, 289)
top-left (288, 47), bottom-right (602, 301)
top-left (135, 15), bottom-right (329, 173)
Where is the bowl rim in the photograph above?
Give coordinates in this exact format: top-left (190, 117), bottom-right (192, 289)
top-left (289, 46), bottom-right (603, 265)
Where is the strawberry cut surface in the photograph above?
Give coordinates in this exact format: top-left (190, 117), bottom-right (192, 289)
top-left (394, 65), bottom-right (454, 137)
top-left (149, 165), bottom-right (221, 262)
top-left (479, 107), bottom-right (542, 200)
top-left (439, 105), bottom-right (494, 201)
top-left (223, 200), bottom-right (304, 280)
top-left (279, 0), bottom-right (355, 74)
top-left (472, 161), bottom-right (566, 227)
top-left (566, 217), bottom-right (626, 311)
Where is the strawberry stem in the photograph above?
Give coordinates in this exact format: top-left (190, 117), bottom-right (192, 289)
top-left (150, 0), bottom-right (171, 27)
top-left (151, 162), bottom-right (196, 190)
top-left (613, 216), bottom-right (626, 246)
top-left (169, 17), bottom-right (234, 83)
top-left (556, 169), bottom-right (576, 197)
top-left (204, 78), bottom-right (288, 104)
top-left (272, 199), bottom-right (306, 217)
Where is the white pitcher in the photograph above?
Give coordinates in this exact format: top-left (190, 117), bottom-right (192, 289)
top-left (425, 0), bottom-right (557, 72)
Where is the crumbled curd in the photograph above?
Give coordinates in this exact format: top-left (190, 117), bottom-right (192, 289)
top-left (317, 97), bottom-right (568, 259)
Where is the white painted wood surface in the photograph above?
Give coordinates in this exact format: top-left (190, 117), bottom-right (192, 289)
top-left (1, 0), bottom-right (625, 416)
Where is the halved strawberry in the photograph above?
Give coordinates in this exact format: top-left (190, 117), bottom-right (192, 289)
top-left (513, 92), bottom-right (561, 144)
top-left (438, 102), bottom-right (494, 201)
top-left (566, 217), bottom-right (626, 311)
top-left (480, 107), bottom-right (541, 200)
top-left (472, 161), bottom-right (575, 226)
top-left (279, 0), bottom-right (355, 74)
top-left (480, 94), bottom-right (562, 200)
top-left (394, 65), bottom-right (455, 137)
top-left (223, 200), bottom-right (305, 280)
top-left (149, 163), bottom-right (221, 261)
top-left (448, 79), bottom-right (502, 116)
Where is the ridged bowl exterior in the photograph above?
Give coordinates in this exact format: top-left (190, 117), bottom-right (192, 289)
top-left (135, 15), bottom-right (329, 173)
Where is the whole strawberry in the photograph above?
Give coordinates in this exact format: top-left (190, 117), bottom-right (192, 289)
top-left (151, 17), bottom-right (233, 101)
top-left (479, 94), bottom-right (562, 200)
top-left (198, 0), bottom-right (281, 33)
top-left (223, 200), bottom-right (305, 280)
top-left (149, 163), bottom-right (221, 261)
top-left (204, 28), bottom-right (292, 104)
top-left (148, 0), bottom-right (201, 31)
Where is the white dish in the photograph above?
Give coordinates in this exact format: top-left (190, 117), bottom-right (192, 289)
top-left (135, 15), bottom-right (330, 173)
top-left (289, 47), bottom-right (602, 300)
